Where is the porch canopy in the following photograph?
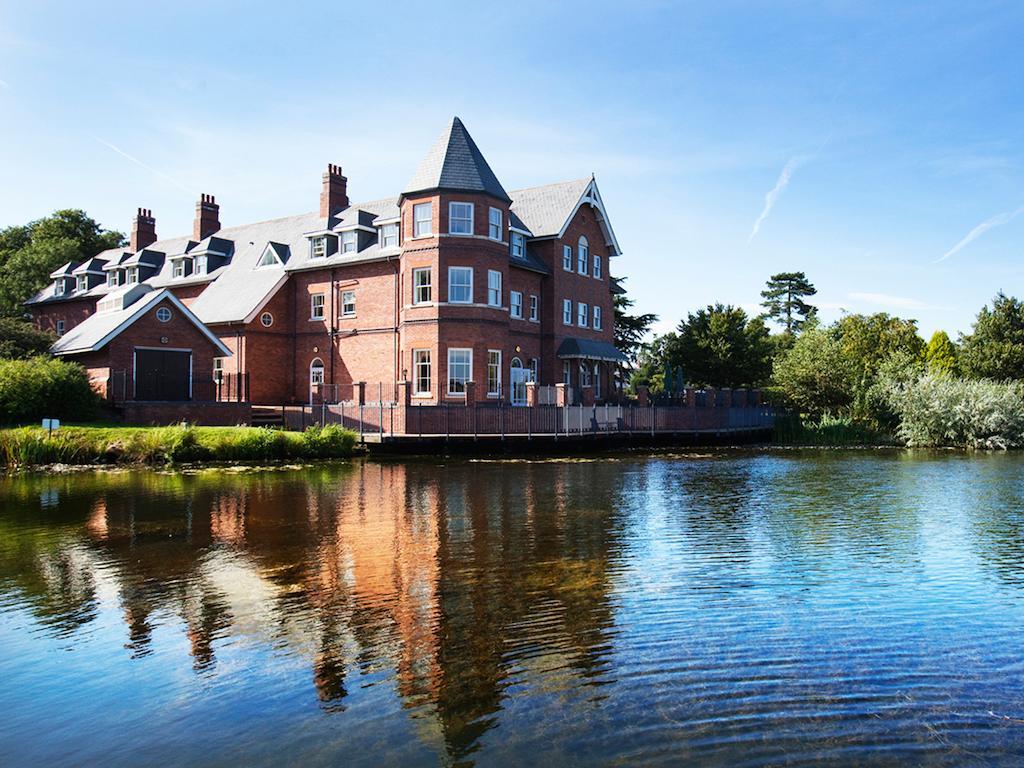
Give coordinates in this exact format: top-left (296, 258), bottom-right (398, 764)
top-left (556, 337), bottom-right (627, 363)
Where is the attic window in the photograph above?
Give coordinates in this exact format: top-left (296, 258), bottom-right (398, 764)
top-left (257, 245), bottom-right (281, 268)
top-left (171, 258), bottom-right (189, 279)
top-left (54, 280), bottom-right (65, 296)
top-left (194, 255), bottom-right (208, 275)
top-left (107, 271), bottom-right (119, 287)
top-left (311, 236), bottom-right (327, 259)
top-left (76, 275), bottom-right (89, 292)
top-left (380, 223), bottom-right (399, 249)
top-left (125, 267), bottom-right (139, 284)
top-left (341, 230), bottom-right (357, 254)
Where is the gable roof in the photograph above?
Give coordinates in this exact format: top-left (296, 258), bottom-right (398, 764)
top-left (402, 117), bottom-right (511, 202)
top-left (509, 176), bottom-right (622, 257)
top-left (51, 289), bottom-right (231, 356)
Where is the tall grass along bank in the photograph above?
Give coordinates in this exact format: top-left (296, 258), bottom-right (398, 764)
top-left (0, 424), bottom-right (358, 468)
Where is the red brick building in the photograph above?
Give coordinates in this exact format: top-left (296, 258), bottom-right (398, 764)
top-left (27, 117), bottom-right (626, 407)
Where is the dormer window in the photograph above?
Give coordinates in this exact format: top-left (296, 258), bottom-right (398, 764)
top-left (380, 223), bottom-right (399, 249)
top-left (311, 236), bottom-right (327, 259)
top-left (54, 279), bottom-right (65, 296)
top-left (76, 275), bottom-right (88, 292)
top-left (341, 230), bottom-right (357, 254)
top-left (257, 245), bottom-right (282, 268)
top-left (107, 271), bottom-right (119, 287)
top-left (511, 233), bottom-right (525, 259)
top-left (194, 255), bottom-right (208, 275)
top-left (172, 258), bottom-right (188, 279)
top-left (126, 267), bottom-right (139, 285)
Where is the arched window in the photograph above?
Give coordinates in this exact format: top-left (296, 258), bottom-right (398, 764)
top-left (577, 236), bottom-right (589, 275)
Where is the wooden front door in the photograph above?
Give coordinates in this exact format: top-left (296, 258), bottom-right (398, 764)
top-left (134, 349), bottom-right (192, 401)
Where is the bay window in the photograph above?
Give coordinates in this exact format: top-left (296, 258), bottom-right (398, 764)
top-left (448, 267), bottom-right (473, 303)
top-left (447, 348), bottom-right (472, 395)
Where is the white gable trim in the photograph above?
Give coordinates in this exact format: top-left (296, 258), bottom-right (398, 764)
top-left (62, 290), bottom-right (232, 357)
top-left (241, 274), bottom-right (290, 325)
top-left (555, 178), bottom-right (623, 257)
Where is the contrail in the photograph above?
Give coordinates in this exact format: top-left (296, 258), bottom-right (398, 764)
top-left (94, 137), bottom-right (196, 196)
top-left (935, 205), bottom-right (1024, 263)
top-left (748, 156), bottom-right (805, 243)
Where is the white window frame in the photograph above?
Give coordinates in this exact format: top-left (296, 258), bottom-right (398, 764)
top-left (413, 349), bottom-right (432, 395)
top-left (563, 299), bottom-right (573, 325)
top-left (76, 275), bottom-right (89, 292)
top-left (488, 207), bottom-right (502, 240)
top-left (54, 279), bottom-right (65, 296)
top-left (311, 236), bottom-right (327, 259)
top-left (510, 290), bottom-right (523, 319)
top-left (447, 347), bottom-right (472, 396)
top-left (563, 361), bottom-right (571, 385)
top-left (487, 270), bottom-right (502, 307)
top-left (413, 202), bottom-right (432, 237)
top-left (578, 302), bottom-right (589, 327)
top-left (487, 349), bottom-right (502, 397)
top-left (156, 307), bottom-right (172, 323)
top-left (563, 245), bottom-right (573, 271)
top-left (413, 267), bottom-right (432, 304)
top-left (257, 247), bottom-right (279, 269)
top-left (593, 254), bottom-right (602, 279)
top-left (341, 230), bottom-right (357, 254)
top-left (380, 222), bottom-right (399, 249)
top-left (106, 271), bottom-right (118, 287)
top-left (580, 362), bottom-right (592, 388)
top-left (55, 320), bottom-right (65, 337)
top-left (511, 232), bottom-right (525, 259)
top-left (310, 293), bottom-right (325, 320)
top-left (125, 267), bottom-right (138, 284)
top-left (449, 202), bottom-right (474, 235)
top-left (578, 236), bottom-right (589, 275)
top-left (448, 267), bottom-right (473, 304)
top-left (594, 305), bottom-right (602, 330)
top-left (261, 312), bottom-right (274, 328)
top-left (172, 259), bottom-right (186, 279)
top-left (341, 290), bottom-right (356, 317)
top-left (213, 357), bottom-right (225, 383)
top-left (529, 294), bottom-right (539, 322)
top-left (530, 358), bottom-right (539, 382)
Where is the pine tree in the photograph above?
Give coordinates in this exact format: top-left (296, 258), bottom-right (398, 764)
top-left (925, 330), bottom-right (958, 376)
top-left (760, 272), bottom-right (818, 334)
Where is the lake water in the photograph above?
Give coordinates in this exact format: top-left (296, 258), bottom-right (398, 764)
top-left (3, 451), bottom-right (1024, 766)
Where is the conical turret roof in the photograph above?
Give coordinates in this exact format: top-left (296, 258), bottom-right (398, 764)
top-left (402, 117), bottom-right (511, 202)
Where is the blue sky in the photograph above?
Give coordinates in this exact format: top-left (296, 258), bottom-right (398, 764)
top-left (2, 1), bottom-right (1023, 338)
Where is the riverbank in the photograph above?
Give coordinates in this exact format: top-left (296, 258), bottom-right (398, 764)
top-left (0, 424), bottom-right (359, 468)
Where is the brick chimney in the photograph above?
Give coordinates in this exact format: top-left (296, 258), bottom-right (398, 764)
top-left (320, 164), bottom-right (348, 218)
top-left (194, 194), bottom-right (220, 241)
top-left (130, 208), bottom-right (157, 251)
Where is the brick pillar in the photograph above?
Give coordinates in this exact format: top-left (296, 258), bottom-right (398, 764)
top-left (752, 389), bottom-right (762, 406)
top-left (397, 380), bottom-right (411, 406)
top-left (525, 381), bottom-right (537, 407)
top-left (733, 388), bottom-right (747, 408)
top-left (355, 381), bottom-right (366, 405)
top-left (581, 386), bottom-right (595, 407)
top-left (684, 387), bottom-right (696, 407)
top-left (464, 381), bottom-right (476, 404)
top-left (555, 383), bottom-right (568, 407)
top-left (719, 388), bottom-right (732, 408)
top-left (704, 389), bottom-right (716, 408)
top-left (636, 385), bottom-right (649, 407)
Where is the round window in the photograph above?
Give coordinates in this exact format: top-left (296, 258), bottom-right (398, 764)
top-left (260, 312), bottom-right (274, 327)
top-left (156, 307), bottom-right (172, 323)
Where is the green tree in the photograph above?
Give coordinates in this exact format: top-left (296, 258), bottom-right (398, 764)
top-left (0, 210), bottom-right (124, 317)
top-left (670, 304), bottom-right (772, 387)
top-left (925, 330), bottom-right (958, 376)
top-left (612, 278), bottom-right (658, 365)
top-left (0, 318), bottom-right (56, 359)
top-left (630, 332), bottom-right (677, 394)
top-left (760, 271), bottom-right (818, 334)
top-left (959, 293), bottom-right (1024, 380)
top-left (771, 328), bottom-right (855, 418)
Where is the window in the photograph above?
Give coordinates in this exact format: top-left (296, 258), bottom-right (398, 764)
top-left (54, 280), bottom-right (65, 296)
top-left (488, 207), bottom-right (502, 240)
top-left (510, 291), bottom-right (523, 318)
top-left (257, 247), bottom-right (279, 268)
top-left (487, 350), bottom-right (502, 397)
top-left (413, 202), bottom-right (432, 237)
top-left (530, 358), bottom-right (538, 382)
top-left (580, 362), bottom-right (592, 387)
top-left (563, 361), bottom-right (571, 385)
top-left (381, 223), bottom-right (399, 249)
top-left (195, 255), bottom-right (208, 275)
top-left (414, 349), bottom-right (431, 395)
top-left (413, 267), bottom-right (432, 304)
top-left (156, 307), bottom-right (172, 323)
top-left (529, 294), bottom-right (538, 321)
top-left (261, 312), bottom-right (274, 327)
top-left (76, 275), bottom-right (88, 292)
top-left (311, 237), bottom-right (327, 259)
top-left (578, 236), bottom-right (589, 274)
top-left (310, 293), bottom-right (325, 320)
top-left (310, 358), bottom-right (325, 394)
top-left (448, 267), bottom-right (472, 303)
top-left (447, 348), bottom-right (472, 395)
top-left (55, 320), bottom-right (65, 337)
top-left (593, 254), bottom-right (602, 279)
top-left (106, 271), bottom-right (118, 287)
top-left (449, 202), bottom-right (473, 235)
top-left (563, 299), bottom-right (573, 325)
top-left (213, 358), bottom-right (224, 383)
top-left (487, 270), bottom-right (502, 307)
top-left (341, 290), bottom-right (356, 317)
top-left (594, 305), bottom-right (602, 330)
top-left (563, 245), bottom-right (573, 271)
top-left (172, 259), bottom-right (186, 278)
top-left (126, 267), bottom-right (138, 284)
top-left (511, 232), bottom-right (525, 259)
top-left (578, 302), bottom-right (589, 327)
top-left (341, 230), bottom-right (357, 254)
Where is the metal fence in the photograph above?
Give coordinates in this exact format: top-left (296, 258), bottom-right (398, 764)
top-left (108, 370), bottom-right (249, 403)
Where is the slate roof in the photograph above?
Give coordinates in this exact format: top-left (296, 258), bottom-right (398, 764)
top-left (402, 117), bottom-right (511, 202)
top-left (509, 178), bottom-right (591, 238)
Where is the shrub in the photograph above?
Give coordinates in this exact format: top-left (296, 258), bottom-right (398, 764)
top-left (0, 356), bottom-right (100, 424)
top-left (886, 375), bottom-right (1024, 449)
top-left (301, 424), bottom-right (357, 458)
top-left (0, 318), bottom-right (56, 359)
top-left (771, 328), bottom-right (855, 419)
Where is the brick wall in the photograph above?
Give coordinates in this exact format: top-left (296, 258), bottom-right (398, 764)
top-left (30, 297), bottom-right (97, 336)
top-left (122, 401), bottom-right (252, 426)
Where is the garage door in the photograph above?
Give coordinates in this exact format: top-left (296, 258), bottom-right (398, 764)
top-left (134, 349), bottom-right (192, 401)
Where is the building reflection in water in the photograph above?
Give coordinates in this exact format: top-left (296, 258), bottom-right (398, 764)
top-left (1, 460), bottom-right (625, 762)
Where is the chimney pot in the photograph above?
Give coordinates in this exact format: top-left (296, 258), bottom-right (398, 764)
top-left (194, 193), bottom-right (221, 240)
top-left (320, 163), bottom-right (348, 218)
top-left (130, 207), bottom-right (157, 252)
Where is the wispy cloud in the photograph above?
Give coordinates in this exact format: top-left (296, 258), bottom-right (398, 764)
top-left (849, 292), bottom-right (929, 310)
top-left (93, 138), bottom-right (196, 196)
top-left (936, 205), bottom-right (1024, 263)
top-left (748, 156), bottom-right (807, 243)
top-left (0, 78), bottom-right (9, 89)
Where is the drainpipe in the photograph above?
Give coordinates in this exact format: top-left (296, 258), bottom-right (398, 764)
top-left (330, 267), bottom-right (337, 393)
